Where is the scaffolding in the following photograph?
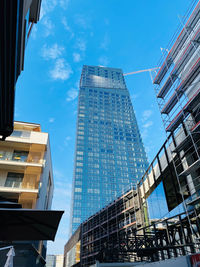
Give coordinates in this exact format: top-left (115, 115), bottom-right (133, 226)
top-left (80, 187), bottom-right (146, 267)
top-left (152, 0), bottom-right (200, 250)
top-left (93, 209), bottom-right (200, 263)
top-left (72, 196), bottom-right (200, 267)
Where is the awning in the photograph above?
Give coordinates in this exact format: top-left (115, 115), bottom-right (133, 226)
top-left (0, 209), bottom-right (64, 241)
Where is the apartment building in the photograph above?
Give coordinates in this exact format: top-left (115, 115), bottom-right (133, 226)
top-left (0, 121), bottom-right (53, 210)
top-left (0, 121), bottom-right (54, 267)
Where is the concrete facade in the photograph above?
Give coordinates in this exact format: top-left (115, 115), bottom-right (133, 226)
top-left (0, 121), bottom-right (54, 210)
top-left (46, 254), bottom-right (64, 267)
top-left (0, 121), bottom-right (54, 267)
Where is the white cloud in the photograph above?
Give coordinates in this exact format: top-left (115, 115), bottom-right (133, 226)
top-left (73, 53), bottom-right (81, 62)
top-left (40, 0), bottom-right (69, 19)
top-left (54, 185), bottom-right (71, 198)
top-left (49, 117), bottom-right (55, 123)
top-left (143, 121), bottom-right (153, 128)
top-left (74, 14), bottom-right (90, 29)
top-left (141, 128), bottom-right (148, 139)
top-left (42, 44), bottom-right (64, 60)
top-left (141, 112), bottom-right (153, 139)
top-left (76, 38), bottom-right (86, 51)
top-left (41, 17), bottom-right (55, 37)
top-left (31, 25), bottom-right (37, 40)
top-left (142, 109), bottom-right (153, 122)
top-left (53, 169), bottom-right (65, 179)
top-left (131, 93), bottom-right (139, 101)
top-left (64, 136), bottom-right (72, 146)
top-left (99, 55), bottom-right (109, 66)
top-left (75, 80), bottom-right (80, 88)
top-left (40, 0), bottom-right (57, 19)
top-left (50, 59), bottom-right (73, 81)
top-left (62, 17), bottom-right (70, 31)
top-left (62, 17), bottom-right (74, 38)
top-left (59, 0), bottom-right (70, 9)
top-left (66, 88), bottom-right (78, 102)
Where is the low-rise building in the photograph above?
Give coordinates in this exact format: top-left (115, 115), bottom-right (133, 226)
top-left (46, 254), bottom-right (64, 267)
top-left (0, 121), bottom-right (54, 266)
top-left (0, 121), bottom-right (53, 210)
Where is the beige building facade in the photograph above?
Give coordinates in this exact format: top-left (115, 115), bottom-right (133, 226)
top-left (0, 121), bottom-right (54, 210)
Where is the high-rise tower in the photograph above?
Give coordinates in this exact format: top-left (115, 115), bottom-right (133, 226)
top-left (70, 65), bottom-right (148, 234)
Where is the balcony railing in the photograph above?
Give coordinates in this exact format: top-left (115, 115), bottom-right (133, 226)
top-left (0, 153), bottom-right (44, 164)
top-left (2, 180), bottom-right (39, 191)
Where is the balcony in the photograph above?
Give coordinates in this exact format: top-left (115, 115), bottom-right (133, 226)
top-left (0, 150), bottom-right (44, 172)
top-left (0, 173), bottom-right (40, 209)
top-left (2, 172), bottom-right (39, 190)
top-left (0, 184), bottom-right (39, 209)
top-left (0, 186), bottom-right (38, 194)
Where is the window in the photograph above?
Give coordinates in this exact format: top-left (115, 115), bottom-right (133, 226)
top-left (75, 188), bottom-right (82, 192)
top-left (0, 151), bottom-right (6, 160)
top-left (79, 114), bottom-right (85, 117)
top-left (75, 181), bottom-right (82, 186)
top-left (77, 151), bottom-right (84, 155)
top-left (12, 151), bottom-right (28, 162)
top-left (88, 189), bottom-right (93, 193)
top-left (73, 217), bottom-right (81, 223)
top-left (11, 130), bottom-right (30, 138)
top-left (5, 172), bottom-right (23, 188)
top-left (74, 194), bottom-right (82, 200)
top-left (77, 131), bottom-right (84, 135)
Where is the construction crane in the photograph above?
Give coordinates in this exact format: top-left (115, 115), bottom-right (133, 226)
top-left (123, 67), bottom-right (160, 76)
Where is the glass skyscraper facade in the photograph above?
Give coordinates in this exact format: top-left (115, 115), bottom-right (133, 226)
top-left (70, 65), bottom-right (148, 234)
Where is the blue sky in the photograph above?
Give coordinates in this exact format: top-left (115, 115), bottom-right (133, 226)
top-left (15, 0), bottom-right (192, 254)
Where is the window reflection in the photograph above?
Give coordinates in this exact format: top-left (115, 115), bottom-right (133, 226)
top-left (12, 150), bottom-right (28, 162)
top-left (4, 172), bottom-right (23, 188)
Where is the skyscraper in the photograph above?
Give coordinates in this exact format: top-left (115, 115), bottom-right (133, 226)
top-left (70, 65), bottom-right (148, 234)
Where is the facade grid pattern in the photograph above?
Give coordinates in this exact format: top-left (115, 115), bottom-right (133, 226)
top-left (70, 65), bottom-right (148, 234)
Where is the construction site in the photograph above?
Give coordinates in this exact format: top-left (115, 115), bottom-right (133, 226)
top-left (64, 1), bottom-right (200, 266)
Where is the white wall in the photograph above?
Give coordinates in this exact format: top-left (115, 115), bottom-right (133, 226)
top-left (36, 136), bottom-right (54, 210)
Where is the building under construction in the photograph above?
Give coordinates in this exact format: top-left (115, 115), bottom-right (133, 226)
top-left (139, 0), bottom-right (200, 262)
top-left (64, 179), bottom-right (200, 267)
top-left (64, 1), bottom-right (200, 266)
top-left (64, 187), bottom-right (147, 267)
top-left (152, 0), bottom-right (200, 218)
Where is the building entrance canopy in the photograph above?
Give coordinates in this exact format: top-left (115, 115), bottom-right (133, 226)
top-left (0, 208), bottom-right (64, 241)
